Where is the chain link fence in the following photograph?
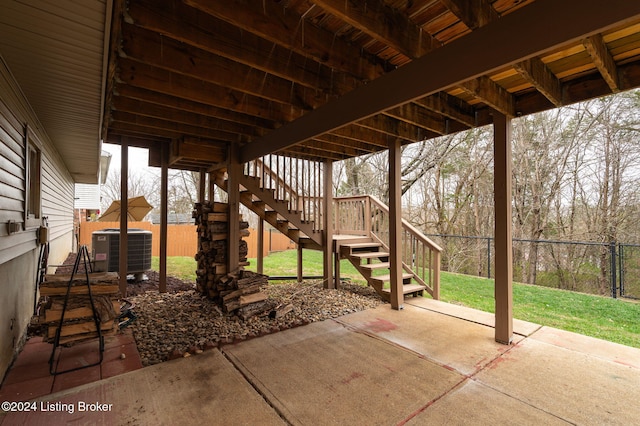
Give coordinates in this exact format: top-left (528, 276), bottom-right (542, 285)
top-left (425, 234), bottom-right (639, 299)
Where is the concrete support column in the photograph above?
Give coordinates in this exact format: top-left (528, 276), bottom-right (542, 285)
top-left (159, 143), bottom-right (168, 293)
top-left (494, 113), bottom-right (513, 344)
top-left (119, 138), bottom-right (128, 297)
top-left (388, 138), bottom-right (403, 310)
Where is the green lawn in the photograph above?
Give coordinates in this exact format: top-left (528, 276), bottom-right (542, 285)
top-left (154, 251), bottom-right (640, 349)
top-left (151, 256), bottom-right (197, 282)
top-left (440, 272), bottom-right (640, 348)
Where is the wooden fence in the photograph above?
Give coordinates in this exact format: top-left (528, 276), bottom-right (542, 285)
top-left (79, 222), bottom-right (296, 258)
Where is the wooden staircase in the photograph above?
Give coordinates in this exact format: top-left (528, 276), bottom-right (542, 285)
top-left (213, 170), bottom-right (323, 251)
top-left (338, 240), bottom-right (427, 302)
top-left (214, 157), bottom-right (441, 302)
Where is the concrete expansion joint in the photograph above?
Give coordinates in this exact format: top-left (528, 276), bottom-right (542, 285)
top-left (219, 348), bottom-right (293, 426)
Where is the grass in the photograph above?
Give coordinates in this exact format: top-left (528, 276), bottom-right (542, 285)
top-left (151, 256), bottom-right (197, 282)
top-left (154, 251), bottom-right (640, 349)
top-left (440, 272), bottom-right (640, 348)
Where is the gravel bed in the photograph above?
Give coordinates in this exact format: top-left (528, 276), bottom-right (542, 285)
top-left (127, 280), bottom-right (384, 366)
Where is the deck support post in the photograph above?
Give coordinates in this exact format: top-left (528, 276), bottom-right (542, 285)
top-left (297, 244), bottom-right (303, 283)
top-left (494, 112), bottom-right (513, 344)
top-left (227, 144), bottom-right (241, 274)
top-left (159, 142), bottom-right (168, 293)
top-left (257, 218), bottom-right (264, 275)
top-left (118, 138), bottom-right (128, 297)
top-left (208, 172), bottom-right (215, 202)
top-left (323, 160), bottom-right (334, 289)
top-left (389, 138), bottom-right (403, 310)
top-left (198, 170), bottom-right (206, 203)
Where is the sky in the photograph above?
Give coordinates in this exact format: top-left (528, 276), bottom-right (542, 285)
top-left (102, 143), bottom-right (150, 172)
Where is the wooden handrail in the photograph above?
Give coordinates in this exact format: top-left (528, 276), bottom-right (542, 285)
top-left (366, 195), bottom-right (442, 253)
top-left (334, 195), bottom-right (442, 252)
top-left (334, 195), bottom-right (441, 299)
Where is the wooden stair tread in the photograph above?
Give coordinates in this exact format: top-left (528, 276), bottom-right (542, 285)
top-left (350, 251), bottom-right (389, 259)
top-left (371, 273), bottom-right (413, 282)
top-left (360, 262), bottom-right (390, 270)
top-left (341, 242), bottom-right (382, 249)
top-left (381, 284), bottom-right (427, 294)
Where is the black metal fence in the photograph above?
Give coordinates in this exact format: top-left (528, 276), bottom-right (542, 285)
top-left (425, 234), bottom-right (640, 299)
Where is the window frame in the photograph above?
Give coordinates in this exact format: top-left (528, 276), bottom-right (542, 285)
top-left (24, 126), bottom-right (42, 229)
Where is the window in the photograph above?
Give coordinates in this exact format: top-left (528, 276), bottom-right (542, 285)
top-left (25, 130), bottom-right (41, 228)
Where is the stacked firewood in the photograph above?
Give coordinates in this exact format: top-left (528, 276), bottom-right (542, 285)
top-left (217, 270), bottom-right (276, 319)
top-left (37, 272), bottom-right (120, 344)
top-left (193, 201), bottom-right (276, 318)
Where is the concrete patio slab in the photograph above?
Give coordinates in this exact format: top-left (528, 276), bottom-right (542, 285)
top-left (406, 379), bottom-right (570, 425)
top-left (475, 337), bottom-right (640, 425)
top-left (406, 297), bottom-right (542, 337)
top-left (223, 320), bottom-right (464, 425)
top-left (336, 304), bottom-right (522, 375)
top-left (531, 326), bottom-right (640, 369)
top-left (1, 349), bottom-right (285, 426)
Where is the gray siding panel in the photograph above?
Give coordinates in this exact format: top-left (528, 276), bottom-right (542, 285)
top-left (0, 56), bottom-right (75, 257)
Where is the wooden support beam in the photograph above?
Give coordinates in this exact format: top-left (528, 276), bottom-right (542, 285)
top-left (159, 142), bottom-right (168, 293)
top-left (513, 57), bottom-right (563, 107)
top-left (583, 33), bottom-right (620, 93)
top-left (458, 76), bottom-right (515, 117)
top-left (128, 0), bottom-right (350, 94)
top-left (112, 96), bottom-right (265, 138)
top-left (257, 219), bottom-right (264, 275)
top-left (169, 137), bottom-right (227, 167)
top-left (115, 85), bottom-right (275, 129)
top-left (311, 0), bottom-right (440, 59)
top-left (493, 112), bottom-right (513, 344)
top-left (297, 244), bottom-right (303, 284)
top-left (119, 139), bottom-right (128, 297)
top-left (198, 170), bottom-right (206, 203)
top-left (111, 110), bottom-right (237, 141)
top-left (358, 115), bottom-right (437, 143)
top-left (415, 93), bottom-right (477, 128)
top-left (239, 0), bottom-right (640, 162)
top-left (386, 103), bottom-right (469, 135)
top-left (388, 138), bottom-right (403, 310)
top-left (117, 58), bottom-right (301, 123)
top-left (207, 172), bottom-right (215, 202)
top-left (120, 23), bottom-right (324, 109)
top-left (440, 0), bottom-right (500, 30)
top-left (183, 0), bottom-right (386, 82)
top-left (227, 144), bottom-right (241, 274)
top-left (323, 160), bottom-right (334, 289)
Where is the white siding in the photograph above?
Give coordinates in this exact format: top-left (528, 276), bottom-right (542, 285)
top-left (74, 183), bottom-right (101, 210)
top-left (0, 57), bottom-right (75, 265)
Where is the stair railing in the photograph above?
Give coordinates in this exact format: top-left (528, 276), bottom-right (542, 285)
top-left (244, 155), bottom-right (324, 232)
top-left (334, 195), bottom-right (441, 298)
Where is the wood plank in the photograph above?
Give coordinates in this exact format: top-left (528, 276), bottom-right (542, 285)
top-left (183, 0), bottom-right (385, 81)
top-left (311, 0), bottom-right (439, 59)
top-left (513, 57), bottom-right (563, 106)
top-left (48, 320), bottom-right (115, 338)
top-left (583, 33), bottom-right (620, 92)
top-left (239, 292), bottom-right (267, 306)
top-left (39, 285), bottom-right (120, 296)
top-left (44, 301), bottom-right (120, 323)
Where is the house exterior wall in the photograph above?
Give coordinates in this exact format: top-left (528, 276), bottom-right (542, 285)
top-left (0, 57), bottom-right (75, 380)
